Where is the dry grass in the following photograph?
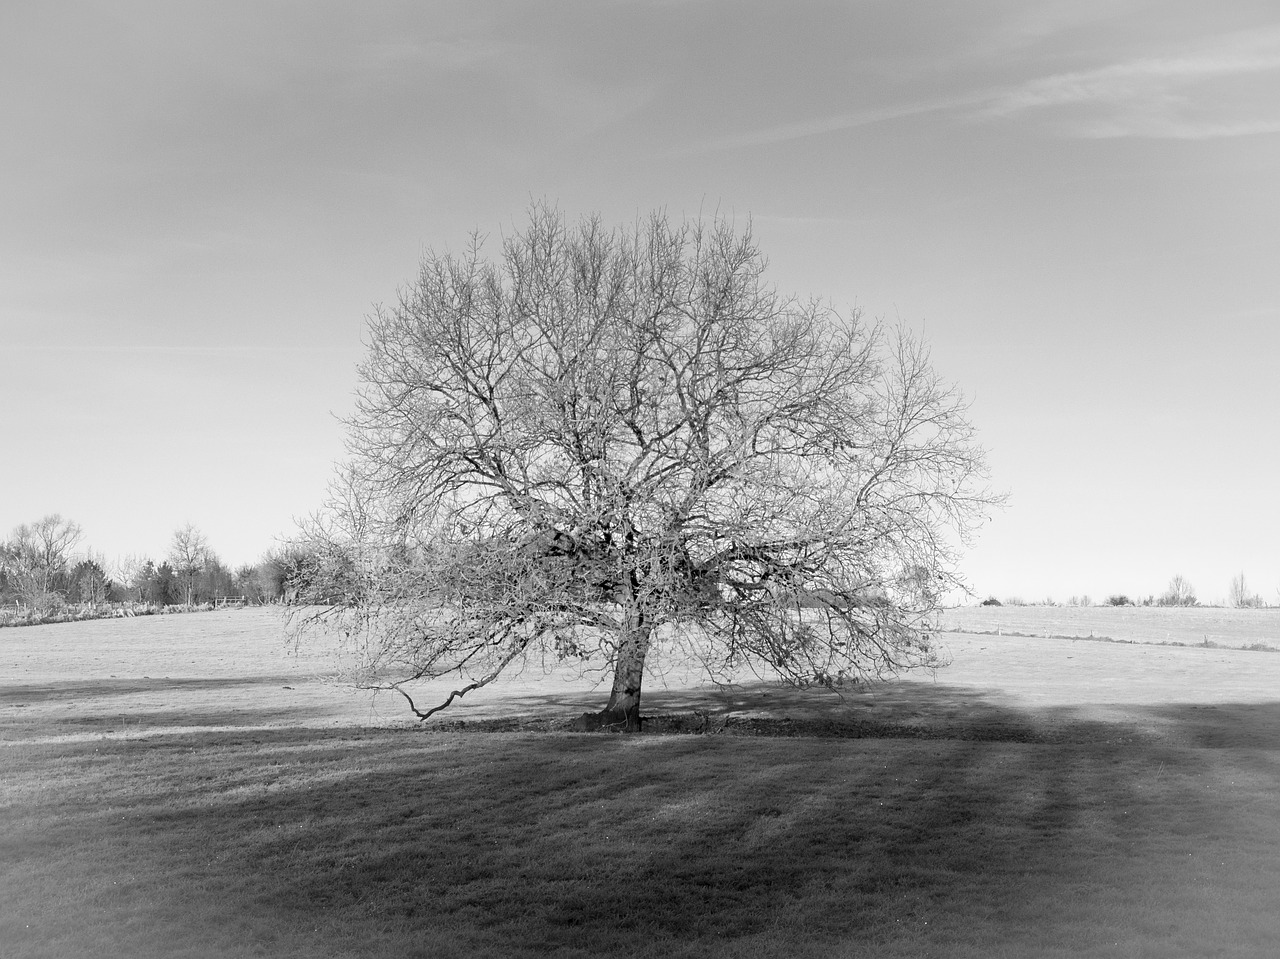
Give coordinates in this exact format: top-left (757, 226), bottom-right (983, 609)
top-left (939, 604), bottom-right (1280, 650)
top-left (3, 609), bottom-right (1280, 957)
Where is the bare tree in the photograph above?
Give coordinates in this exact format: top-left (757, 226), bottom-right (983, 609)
top-left (168, 524), bottom-right (210, 607)
top-left (1158, 574), bottom-right (1196, 607)
top-left (112, 554), bottom-right (147, 603)
top-left (1, 514), bottom-right (83, 610)
top-left (294, 206), bottom-right (1002, 730)
top-left (1228, 572), bottom-right (1261, 609)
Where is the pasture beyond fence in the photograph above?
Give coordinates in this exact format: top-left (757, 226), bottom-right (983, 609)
top-left (0, 596), bottom-right (252, 628)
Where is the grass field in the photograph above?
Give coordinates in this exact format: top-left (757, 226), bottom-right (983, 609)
top-left (938, 604), bottom-right (1280, 650)
top-left (4, 608), bottom-right (1280, 957)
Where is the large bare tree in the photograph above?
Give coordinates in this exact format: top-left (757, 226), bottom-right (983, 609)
top-left (1228, 572), bottom-right (1261, 609)
top-left (295, 206), bottom-right (1001, 730)
top-left (1158, 573), bottom-right (1197, 607)
top-left (1, 514), bottom-right (83, 610)
top-left (168, 523), bottom-right (210, 607)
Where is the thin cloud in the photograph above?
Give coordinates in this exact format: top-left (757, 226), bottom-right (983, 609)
top-left (677, 25), bottom-right (1280, 152)
top-left (984, 53), bottom-right (1280, 115)
top-left (978, 27), bottom-right (1280, 139)
top-left (669, 94), bottom-right (988, 156)
top-left (1075, 116), bottom-right (1280, 140)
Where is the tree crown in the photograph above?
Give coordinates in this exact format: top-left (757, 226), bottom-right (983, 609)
top-left (297, 205), bottom-right (1002, 718)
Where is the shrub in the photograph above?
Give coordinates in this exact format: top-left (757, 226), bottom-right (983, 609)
top-left (980, 597), bottom-right (1002, 607)
top-left (1105, 594), bottom-right (1133, 607)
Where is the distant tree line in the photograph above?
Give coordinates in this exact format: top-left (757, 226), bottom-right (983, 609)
top-left (0, 514), bottom-right (333, 617)
top-left (988, 573), bottom-right (1274, 609)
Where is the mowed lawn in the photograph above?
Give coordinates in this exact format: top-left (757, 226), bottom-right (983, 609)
top-left (3, 610), bottom-right (1280, 958)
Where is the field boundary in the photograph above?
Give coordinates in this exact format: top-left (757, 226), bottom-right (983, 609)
top-left (0, 598), bottom-right (260, 630)
top-left (945, 626), bottom-right (1280, 652)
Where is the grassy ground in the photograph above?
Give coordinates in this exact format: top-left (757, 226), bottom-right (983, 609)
top-left (4, 609), bottom-right (1280, 957)
top-left (938, 604), bottom-right (1280, 650)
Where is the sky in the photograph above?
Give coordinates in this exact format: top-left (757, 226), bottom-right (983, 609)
top-left (2, 0), bottom-right (1278, 604)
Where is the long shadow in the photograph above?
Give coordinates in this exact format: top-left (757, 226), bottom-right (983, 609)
top-left (0, 675), bottom-right (393, 742)
top-left (9, 670), bottom-right (1279, 753)
top-left (1128, 701), bottom-right (1280, 750)
top-left (0, 706), bottom-right (349, 739)
top-left (5, 687), bottom-right (1280, 957)
top-left (0, 675), bottom-right (313, 704)
top-left (13, 669), bottom-right (1275, 751)
top-left (419, 679), bottom-right (1142, 746)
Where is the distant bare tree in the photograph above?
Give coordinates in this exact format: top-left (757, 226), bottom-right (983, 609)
top-left (0, 514), bottom-right (83, 610)
top-left (1228, 572), bottom-right (1262, 609)
top-left (112, 554), bottom-right (147, 602)
top-left (1158, 574), bottom-right (1196, 607)
top-left (294, 205), bottom-right (1002, 730)
top-left (168, 524), bottom-right (210, 607)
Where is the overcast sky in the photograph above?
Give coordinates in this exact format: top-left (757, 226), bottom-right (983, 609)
top-left (3, 0), bottom-right (1278, 604)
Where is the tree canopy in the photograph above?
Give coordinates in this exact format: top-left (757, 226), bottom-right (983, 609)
top-left (0, 514), bottom-right (83, 610)
top-left (295, 205), bottom-right (1001, 730)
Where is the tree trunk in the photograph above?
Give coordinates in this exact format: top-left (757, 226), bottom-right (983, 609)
top-left (573, 609), bottom-right (652, 733)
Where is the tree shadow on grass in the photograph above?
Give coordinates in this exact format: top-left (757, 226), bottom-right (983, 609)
top-left (0, 676), bottom-right (388, 742)
top-left (421, 678), bottom-right (1133, 746)
top-left (1121, 700), bottom-right (1280, 749)
top-left (267, 699), bottom-right (1280, 958)
top-left (7, 684), bottom-right (1280, 958)
top-left (0, 676), bottom-right (312, 705)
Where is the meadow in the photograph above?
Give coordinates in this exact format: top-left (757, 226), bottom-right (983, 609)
top-left (3, 608), bottom-right (1280, 957)
top-left (938, 603), bottom-right (1280, 650)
